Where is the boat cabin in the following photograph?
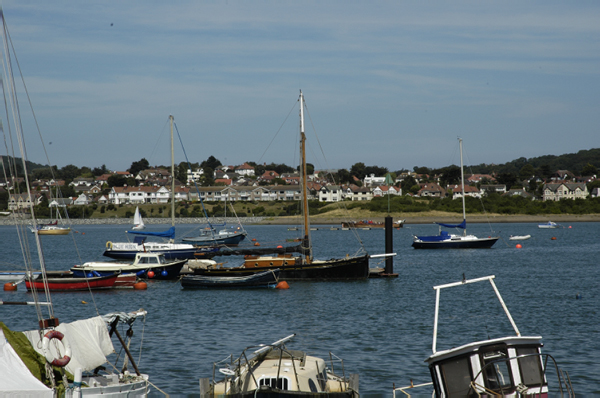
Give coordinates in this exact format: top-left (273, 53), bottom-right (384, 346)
top-left (133, 252), bottom-right (168, 265)
top-left (427, 336), bottom-right (549, 397)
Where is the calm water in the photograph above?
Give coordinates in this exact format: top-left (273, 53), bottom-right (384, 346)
top-left (1, 222), bottom-right (598, 396)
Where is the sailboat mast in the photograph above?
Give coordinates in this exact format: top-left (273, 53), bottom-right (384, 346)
top-left (170, 115), bottom-right (175, 241)
top-left (299, 91), bottom-right (312, 262)
top-left (459, 138), bottom-right (466, 236)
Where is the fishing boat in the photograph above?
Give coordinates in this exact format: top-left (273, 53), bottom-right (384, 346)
top-left (538, 221), bottom-right (558, 229)
top-left (412, 139), bottom-right (499, 249)
top-left (181, 269), bottom-right (280, 289)
top-left (199, 334), bottom-right (359, 398)
top-left (393, 275), bottom-right (574, 397)
top-left (71, 252), bottom-right (187, 280)
top-left (0, 10), bottom-right (151, 395)
top-left (25, 271), bottom-right (120, 291)
top-left (103, 116), bottom-right (200, 260)
top-left (131, 206), bottom-right (145, 230)
top-left (191, 92), bottom-right (369, 280)
top-left (509, 234), bottom-right (532, 241)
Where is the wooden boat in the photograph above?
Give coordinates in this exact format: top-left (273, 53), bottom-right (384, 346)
top-left (0, 270), bottom-right (40, 283)
top-left (71, 252), bottom-right (187, 280)
top-left (25, 271), bottom-right (119, 291)
top-left (509, 234), bottom-right (532, 241)
top-left (412, 139), bottom-right (499, 249)
top-left (538, 221), bottom-right (558, 229)
top-left (200, 334), bottom-right (359, 398)
top-left (341, 219), bottom-right (404, 229)
top-left (394, 275), bottom-right (574, 396)
top-left (181, 269), bottom-right (280, 289)
top-left (192, 92), bottom-right (369, 281)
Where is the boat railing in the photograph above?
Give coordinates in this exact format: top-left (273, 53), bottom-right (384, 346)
top-left (469, 352), bottom-right (574, 397)
top-left (392, 380), bottom-right (434, 397)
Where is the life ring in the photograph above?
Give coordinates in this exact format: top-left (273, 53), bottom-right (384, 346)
top-left (106, 241), bottom-right (113, 250)
top-left (42, 330), bottom-right (72, 367)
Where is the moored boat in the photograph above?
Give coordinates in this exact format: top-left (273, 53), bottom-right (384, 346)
top-left (192, 92), bottom-right (369, 281)
top-left (412, 139), bottom-right (499, 249)
top-left (25, 271), bottom-right (120, 291)
top-left (341, 219), bottom-right (404, 229)
top-left (200, 334), bottom-right (359, 398)
top-left (181, 269), bottom-right (280, 289)
top-left (538, 221), bottom-right (558, 229)
top-left (71, 252), bottom-right (187, 280)
top-left (509, 234), bottom-right (532, 241)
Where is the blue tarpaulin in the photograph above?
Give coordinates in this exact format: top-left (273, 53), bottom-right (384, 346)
top-left (435, 219), bottom-right (466, 229)
top-left (126, 226), bottom-right (176, 239)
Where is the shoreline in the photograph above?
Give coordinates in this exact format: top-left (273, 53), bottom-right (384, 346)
top-left (2, 213), bottom-right (599, 226)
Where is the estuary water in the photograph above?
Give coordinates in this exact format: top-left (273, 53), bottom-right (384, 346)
top-left (1, 221), bottom-right (598, 396)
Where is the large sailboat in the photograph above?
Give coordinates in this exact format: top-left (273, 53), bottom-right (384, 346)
top-left (412, 138), bottom-right (499, 249)
top-left (191, 91), bottom-right (370, 280)
top-left (103, 116), bottom-right (199, 260)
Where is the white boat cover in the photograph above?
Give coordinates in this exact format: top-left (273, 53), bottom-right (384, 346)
top-left (0, 329), bottom-right (53, 397)
top-left (24, 315), bottom-right (115, 374)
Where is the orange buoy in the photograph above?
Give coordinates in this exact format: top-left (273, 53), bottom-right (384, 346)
top-left (551, 237), bottom-right (557, 240)
top-left (147, 271), bottom-right (155, 278)
top-left (515, 244), bottom-right (522, 249)
top-left (277, 245), bottom-right (283, 248)
top-left (251, 238), bottom-right (257, 242)
top-left (568, 226), bottom-right (572, 229)
top-left (133, 281), bottom-right (148, 290)
top-left (254, 242), bottom-right (260, 246)
top-left (276, 281), bottom-right (289, 289)
top-left (4, 283), bottom-right (17, 291)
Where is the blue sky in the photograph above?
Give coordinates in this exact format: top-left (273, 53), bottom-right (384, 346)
top-left (2, 1), bottom-right (599, 173)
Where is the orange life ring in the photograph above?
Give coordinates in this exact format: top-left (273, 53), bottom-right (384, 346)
top-left (42, 330), bottom-right (72, 367)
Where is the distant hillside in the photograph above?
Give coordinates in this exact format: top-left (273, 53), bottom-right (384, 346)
top-left (0, 155), bottom-right (48, 177)
top-left (467, 148), bottom-right (600, 175)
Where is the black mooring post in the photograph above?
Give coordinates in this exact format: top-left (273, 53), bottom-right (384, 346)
top-left (385, 216), bottom-right (393, 274)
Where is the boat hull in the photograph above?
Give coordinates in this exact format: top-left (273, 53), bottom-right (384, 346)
top-left (412, 237), bottom-right (499, 249)
top-left (70, 259), bottom-right (187, 280)
top-left (35, 227), bottom-right (70, 235)
top-left (193, 254), bottom-right (369, 280)
top-left (182, 232), bottom-right (246, 246)
top-left (181, 269), bottom-right (279, 289)
top-left (25, 271), bottom-right (119, 291)
top-left (103, 245), bottom-right (201, 260)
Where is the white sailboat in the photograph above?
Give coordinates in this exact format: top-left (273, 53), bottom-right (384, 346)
top-left (103, 116), bottom-right (201, 260)
top-left (131, 206), bottom-right (145, 230)
top-left (412, 138), bottom-right (499, 249)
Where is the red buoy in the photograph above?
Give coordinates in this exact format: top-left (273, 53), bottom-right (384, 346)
top-left (133, 281), bottom-right (148, 290)
top-left (4, 283), bottom-right (17, 291)
top-left (147, 271), bottom-right (155, 278)
top-left (516, 244), bottom-right (522, 249)
top-left (551, 237), bottom-right (557, 240)
top-left (276, 281), bottom-right (289, 289)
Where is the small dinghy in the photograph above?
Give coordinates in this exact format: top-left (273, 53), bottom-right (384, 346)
top-left (509, 234), bottom-right (531, 241)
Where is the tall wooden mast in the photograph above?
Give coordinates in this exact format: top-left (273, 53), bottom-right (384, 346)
top-left (299, 91), bottom-right (312, 262)
top-left (170, 115), bottom-right (175, 242)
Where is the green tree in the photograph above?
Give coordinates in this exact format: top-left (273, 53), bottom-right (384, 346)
top-left (581, 163), bottom-right (598, 176)
top-left (107, 174), bottom-right (128, 187)
top-left (201, 156), bottom-right (222, 171)
top-left (128, 158), bottom-right (150, 176)
top-left (519, 164), bottom-right (536, 180)
top-left (350, 162), bottom-right (366, 180)
top-left (59, 164), bottom-right (80, 181)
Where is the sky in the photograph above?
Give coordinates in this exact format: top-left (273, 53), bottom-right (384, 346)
top-left (1, 1), bottom-right (599, 174)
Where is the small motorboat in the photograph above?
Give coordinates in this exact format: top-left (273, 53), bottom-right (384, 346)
top-left (538, 221), bottom-right (558, 229)
top-left (509, 234), bottom-right (532, 240)
top-left (181, 269), bottom-right (280, 289)
top-left (71, 252), bottom-right (186, 280)
top-left (200, 334), bottom-right (358, 398)
top-left (25, 271), bottom-right (119, 291)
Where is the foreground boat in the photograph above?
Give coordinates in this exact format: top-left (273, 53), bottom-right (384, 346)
top-left (394, 275), bottom-right (574, 397)
top-left (192, 92), bottom-right (369, 280)
top-left (25, 271), bottom-right (120, 291)
top-left (71, 252), bottom-right (187, 280)
top-left (412, 139), bottom-right (499, 249)
top-left (0, 10), bottom-right (152, 395)
top-left (200, 334), bottom-right (359, 398)
top-left (181, 269), bottom-right (280, 289)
